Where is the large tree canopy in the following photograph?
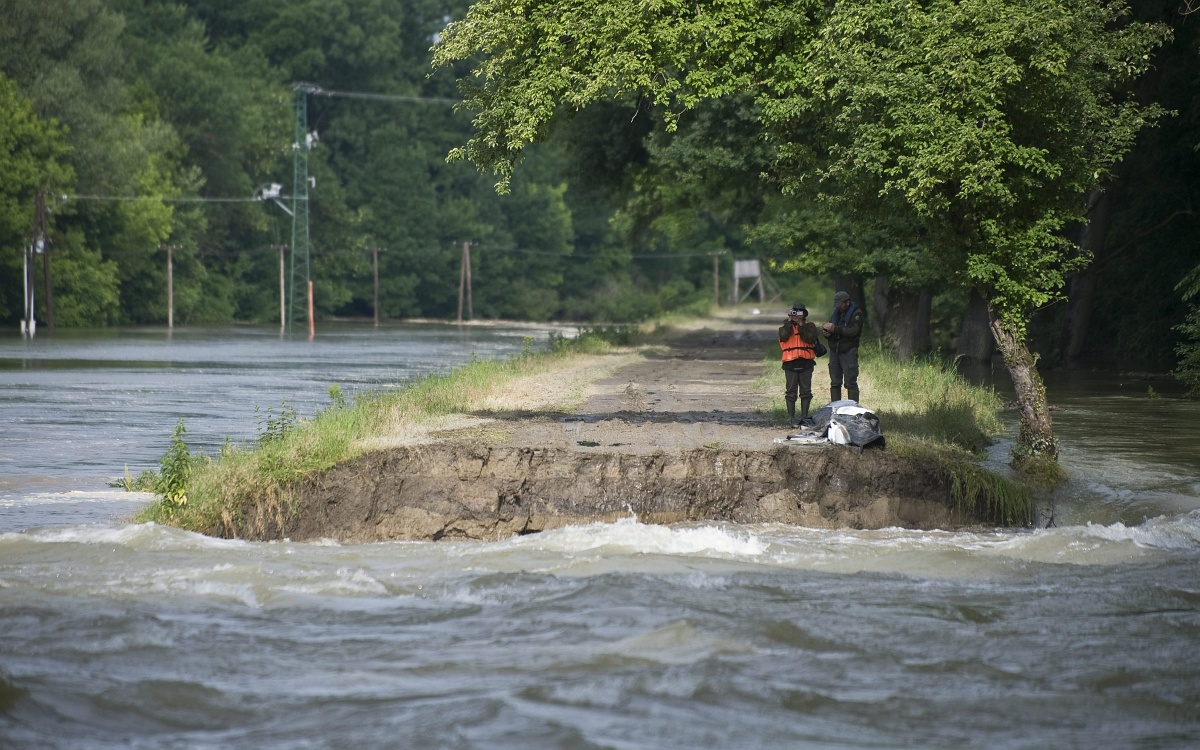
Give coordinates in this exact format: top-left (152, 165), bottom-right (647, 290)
top-left (435, 0), bottom-right (1167, 462)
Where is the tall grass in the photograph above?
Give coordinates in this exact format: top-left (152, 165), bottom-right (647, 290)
top-left (136, 330), bottom-right (628, 533)
top-left (859, 341), bottom-right (1004, 454)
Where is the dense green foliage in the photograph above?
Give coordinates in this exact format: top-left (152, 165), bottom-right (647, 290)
top-left (0, 0), bottom-right (735, 328)
top-left (1178, 267), bottom-right (1200, 394)
top-left (3, 0), bottom-right (1199, 401)
top-left (760, 0), bottom-right (1164, 334)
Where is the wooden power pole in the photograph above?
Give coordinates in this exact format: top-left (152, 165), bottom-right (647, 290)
top-left (273, 244), bottom-right (288, 330)
top-left (35, 191), bottom-right (53, 330)
top-left (369, 246), bottom-right (384, 326)
top-left (457, 241), bottom-right (473, 324)
top-left (160, 244), bottom-right (177, 330)
top-left (712, 253), bottom-right (719, 309)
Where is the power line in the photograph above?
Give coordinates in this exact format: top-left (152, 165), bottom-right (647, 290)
top-left (484, 246), bottom-right (727, 260)
top-left (60, 194), bottom-right (306, 203)
top-left (306, 85), bottom-right (460, 106)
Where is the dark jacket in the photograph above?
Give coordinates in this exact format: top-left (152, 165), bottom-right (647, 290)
top-left (826, 303), bottom-right (865, 354)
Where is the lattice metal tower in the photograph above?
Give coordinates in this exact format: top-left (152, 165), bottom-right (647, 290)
top-left (289, 83), bottom-right (318, 331)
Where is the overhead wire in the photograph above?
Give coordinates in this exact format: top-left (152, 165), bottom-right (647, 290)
top-left (305, 86), bottom-right (460, 106)
top-left (60, 194), bottom-right (305, 203)
top-left (482, 246), bottom-right (727, 260)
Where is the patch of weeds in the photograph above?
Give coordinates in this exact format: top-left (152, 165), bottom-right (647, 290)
top-left (948, 462), bottom-right (1033, 526)
top-left (256, 401), bottom-right (299, 445)
top-left (577, 440), bottom-right (600, 447)
top-left (328, 383), bottom-right (346, 409)
top-left (578, 324), bottom-right (642, 347)
top-left (109, 465), bottom-right (158, 492)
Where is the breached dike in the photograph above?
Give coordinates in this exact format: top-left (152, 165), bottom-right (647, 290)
top-left (173, 315), bottom-right (1030, 543)
top-left (215, 443), bottom-right (1029, 543)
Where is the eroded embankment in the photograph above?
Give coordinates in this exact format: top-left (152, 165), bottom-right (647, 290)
top-left (191, 315), bottom-right (1026, 543)
top-left (215, 443), bottom-right (999, 542)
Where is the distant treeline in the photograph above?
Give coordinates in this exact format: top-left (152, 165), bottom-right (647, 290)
top-left (0, 0), bottom-right (726, 329)
top-left (1, 1), bottom-right (1199, 385)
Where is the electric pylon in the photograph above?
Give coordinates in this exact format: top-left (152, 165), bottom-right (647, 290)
top-left (289, 83), bottom-right (318, 332)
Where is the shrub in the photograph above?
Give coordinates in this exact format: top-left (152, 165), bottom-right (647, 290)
top-left (158, 419), bottom-right (192, 515)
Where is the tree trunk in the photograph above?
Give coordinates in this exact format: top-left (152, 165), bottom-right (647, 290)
top-left (988, 309), bottom-right (1058, 462)
top-left (1060, 187), bottom-right (1115, 368)
top-left (886, 287), bottom-right (931, 360)
top-left (870, 276), bottom-right (889, 335)
top-left (1061, 268), bottom-right (1096, 367)
top-left (916, 288), bottom-right (931, 354)
top-left (956, 289), bottom-right (994, 384)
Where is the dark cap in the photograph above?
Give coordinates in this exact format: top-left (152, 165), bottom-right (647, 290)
top-left (789, 303), bottom-right (807, 316)
top-left (833, 291), bottom-right (850, 304)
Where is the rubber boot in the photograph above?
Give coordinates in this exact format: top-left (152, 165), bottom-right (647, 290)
top-left (830, 386), bottom-right (842, 403)
top-left (800, 396), bottom-right (811, 420)
top-left (847, 387), bottom-right (859, 403)
top-left (786, 401), bottom-right (797, 427)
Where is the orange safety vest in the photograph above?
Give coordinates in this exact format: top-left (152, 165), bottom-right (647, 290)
top-left (780, 324), bottom-right (816, 363)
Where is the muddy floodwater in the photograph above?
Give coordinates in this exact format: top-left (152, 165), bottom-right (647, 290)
top-left (1, 325), bottom-right (1198, 749)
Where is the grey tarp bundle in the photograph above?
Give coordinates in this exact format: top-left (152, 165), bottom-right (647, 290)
top-left (781, 400), bottom-right (885, 448)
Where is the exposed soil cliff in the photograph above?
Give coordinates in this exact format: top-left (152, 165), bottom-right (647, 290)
top-left (233, 442), bottom-right (969, 542)
top-left (217, 313), bottom-right (1016, 542)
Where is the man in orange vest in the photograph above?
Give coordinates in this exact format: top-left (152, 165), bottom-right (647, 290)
top-left (779, 302), bottom-right (820, 427)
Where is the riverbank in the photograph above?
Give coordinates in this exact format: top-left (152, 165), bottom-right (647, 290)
top-left (138, 308), bottom-right (1030, 540)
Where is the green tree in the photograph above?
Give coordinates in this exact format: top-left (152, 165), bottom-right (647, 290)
top-left (434, 0), bottom-right (1167, 463)
top-left (1, 0), bottom-right (185, 325)
top-left (0, 73), bottom-right (73, 323)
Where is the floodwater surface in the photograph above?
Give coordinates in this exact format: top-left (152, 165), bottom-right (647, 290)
top-left (1, 328), bottom-right (1197, 749)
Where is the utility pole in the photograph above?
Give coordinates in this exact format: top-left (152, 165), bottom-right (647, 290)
top-left (22, 192), bottom-right (49, 337)
top-left (21, 237), bottom-right (36, 338)
top-left (307, 280), bottom-right (314, 340)
top-left (35, 191), bottom-right (53, 330)
top-left (712, 253), bottom-right (719, 309)
top-left (162, 244), bottom-right (176, 330)
top-left (457, 241), bottom-right (473, 324)
top-left (290, 83), bottom-right (318, 334)
top-left (368, 246), bottom-right (384, 326)
top-left (272, 244), bottom-right (288, 330)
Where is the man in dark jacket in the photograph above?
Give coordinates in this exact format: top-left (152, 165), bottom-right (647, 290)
top-left (822, 290), bottom-right (865, 403)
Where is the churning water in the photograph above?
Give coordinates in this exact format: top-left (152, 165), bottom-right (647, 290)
top-left (1, 327), bottom-right (1198, 749)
